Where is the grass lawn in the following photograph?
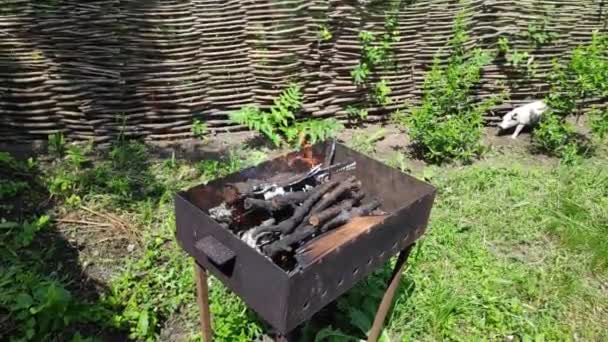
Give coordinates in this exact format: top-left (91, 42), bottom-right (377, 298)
top-left (1, 137), bottom-right (607, 341)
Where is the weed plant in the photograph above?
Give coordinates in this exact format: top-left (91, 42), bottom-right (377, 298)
top-left (405, 9), bottom-right (505, 164)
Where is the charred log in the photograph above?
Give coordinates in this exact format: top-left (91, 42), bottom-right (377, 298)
top-left (320, 199), bottom-right (381, 233)
top-left (309, 191), bottom-right (364, 227)
top-left (252, 179), bottom-right (340, 238)
top-left (244, 190), bottom-right (310, 212)
top-left (243, 198), bottom-right (275, 212)
top-left (263, 225), bottom-right (316, 258)
top-left (311, 176), bottom-right (360, 214)
top-left (265, 195), bottom-right (375, 258)
top-left (288, 180), bottom-right (361, 238)
top-left (270, 190), bottom-right (310, 209)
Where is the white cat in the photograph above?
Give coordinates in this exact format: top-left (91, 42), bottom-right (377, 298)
top-left (498, 100), bottom-right (547, 139)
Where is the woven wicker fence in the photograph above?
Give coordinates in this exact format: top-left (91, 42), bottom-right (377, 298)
top-left (1, 0), bottom-right (606, 144)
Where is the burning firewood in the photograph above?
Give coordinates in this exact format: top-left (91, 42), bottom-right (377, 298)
top-left (308, 192), bottom-right (363, 227)
top-left (262, 225), bottom-right (317, 258)
top-left (205, 146), bottom-right (383, 270)
top-left (250, 179), bottom-right (340, 238)
top-left (262, 198), bottom-right (381, 259)
top-left (243, 190), bottom-right (309, 212)
top-left (319, 199), bottom-right (381, 233)
top-left (310, 175), bottom-right (360, 213)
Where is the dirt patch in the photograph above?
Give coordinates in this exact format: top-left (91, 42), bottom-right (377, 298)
top-left (487, 237), bottom-right (554, 265)
top-left (54, 207), bottom-right (139, 285)
top-left (481, 126), bottom-right (558, 167)
top-left (159, 308), bottom-right (196, 342)
top-left (334, 122), bottom-right (559, 175)
top-left (147, 131), bottom-right (280, 161)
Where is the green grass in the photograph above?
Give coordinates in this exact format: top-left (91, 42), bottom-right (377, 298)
top-left (91, 144), bottom-right (268, 341)
top-left (2, 139), bottom-right (607, 341)
top-left (307, 156), bottom-right (607, 341)
top-left (382, 161), bottom-right (608, 340)
top-left (1, 142), bottom-right (268, 341)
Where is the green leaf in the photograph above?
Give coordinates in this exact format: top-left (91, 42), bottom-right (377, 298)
top-left (136, 310), bottom-right (150, 337)
top-left (348, 307), bottom-right (372, 334)
top-left (379, 330), bottom-right (391, 342)
top-left (15, 293), bottom-right (34, 310)
top-left (26, 326), bottom-right (35, 339)
top-left (314, 327), bottom-right (362, 342)
top-left (0, 221), bottom-right (19, 229)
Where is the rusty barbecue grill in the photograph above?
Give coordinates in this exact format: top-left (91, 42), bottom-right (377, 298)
top-left (175, 141), bottom-right (436, 341)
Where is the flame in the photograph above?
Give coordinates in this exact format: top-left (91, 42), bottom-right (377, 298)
top-left (286, 145), bottom-right (320, 168)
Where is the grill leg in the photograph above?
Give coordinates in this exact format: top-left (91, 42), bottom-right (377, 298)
top-left (195, 261), bottom-right (213, 342)
top-left (367, 244), bottom-right (414, 342)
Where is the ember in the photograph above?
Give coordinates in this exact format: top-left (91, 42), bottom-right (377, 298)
top-left (207, 141), bottom-right (384, 270)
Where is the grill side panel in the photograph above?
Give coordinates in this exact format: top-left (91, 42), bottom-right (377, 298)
top-left (175, 194), bottom-right (291, 331)
top-left (174, 141), bottom-right (437, 335)
top-left (285, 191), bottom-right (435, 332)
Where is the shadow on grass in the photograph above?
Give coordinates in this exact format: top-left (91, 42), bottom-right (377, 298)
top-left (0, 153), bottom-right (129, 341)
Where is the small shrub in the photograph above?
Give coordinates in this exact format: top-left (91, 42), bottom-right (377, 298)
top-left (373, 79), bottom-right (392, 106)
top-left (197, 149), bottom-right (266, 181)
top-left (289, 119), bottom-right (343, 147)
top-left (348, 129), bottom-right (385, 155)
top-left (65, 142), bottom-right (92, 169)
top-left (350, 2), bottom-right (400, 113)
top-left (317, 24), bottom-right (332, 41)
top-left (497, 37), bottom-right (537, 77)
top-left (1, 206), bottom-right (111, 341)
top-left (533, 114), bottom-right (576, 156)
top-left (0, 177), bottom-right (29, 203)
top-left (533, 32), bottom-right (608, 158)
top-left (0, 266), bottom-right (105, 341)
top-left (46, 140), bottom-right (163, 206)
top-left (48, 132), bottom-right (66, 157)
top-left (229, 84), bottom-right (342, 147)
top-left (525, 16), bottom-right (559, 47)
top-left (345, 105), bottom-right (368, 125)
top-left (590, 106), bottom-right (608, 141)
top-left (406, 10), bottom-right (505, 164)
top-left (192, 118), bottom-right (209, 140)
top-left (206, 278), bottom-right (263, 342)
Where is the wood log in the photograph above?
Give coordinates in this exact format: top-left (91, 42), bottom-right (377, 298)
top-left (262, 225), bottom-right (316, 258)
top-left (270, 190), bottom-right (310, 209)
top-left (310, 176), bottom-right (360, 213)
top-left (320, 199), bottom-right (381, 233)
top-left (264, 196), bottom-right (378, 258)
top-left (308, 191), bottom-right (364, 226)
top-left (252, 179), bottom-right (340, 238)
top-left (244, 190), bottom-right (310, 212)
top-left (296, 216), bottom-right (389, 268)
top-left (243, 197), bottom-right (275, 212)
top-left (291, 178), bottom-right (361, 234)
